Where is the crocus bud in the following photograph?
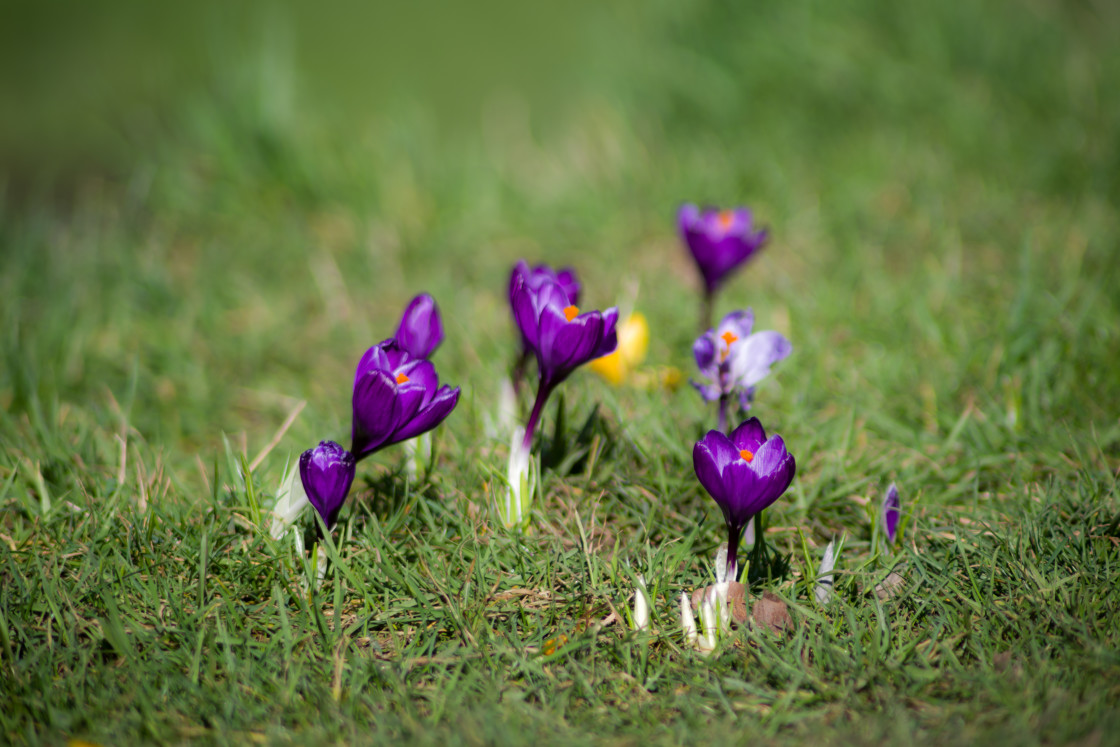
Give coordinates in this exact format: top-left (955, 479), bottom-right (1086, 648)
top-left (632, 574), bottom-right (650, 631)
top-left (680, 592), bottom-right (698, 645)
top-left (299, 441), bottom-right (357, 530)
top-left (269, 460), bottom-right (309, 540)
top-left (814, 539), bottom-right (837, 605)
top-left (881, 483), bottom-right (901, 545)
top-left (394, 293), bottom-right (444, 359)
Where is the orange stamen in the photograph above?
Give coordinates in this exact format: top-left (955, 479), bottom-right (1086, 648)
top-left (719, 330), bottom-right (739, 362)
top-left (563, 305), bottom-right (580, 322)
top-left (739, 449), bottom-right (754, 462)
top-left (395, 373), bottom-right (410, 384)
top-left (717, 210), bottom-right (735, 230)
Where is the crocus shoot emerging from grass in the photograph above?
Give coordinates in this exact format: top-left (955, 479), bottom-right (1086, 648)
top-left (299, 440), bottom-right (357, 529)
top-left (693, 417), bottom-right (796, 581)
top-left (882, 482), bottom-right (901, 545)
top-left (503, 264), bottom-right (618, 528)
top-left (679, 204), bottom-right (768, 329)
top-left (693, 309), bottom-right (791, 433)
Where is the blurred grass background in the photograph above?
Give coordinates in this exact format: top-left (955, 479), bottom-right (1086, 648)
top-left (2, 0), bottom-right (1120, 743)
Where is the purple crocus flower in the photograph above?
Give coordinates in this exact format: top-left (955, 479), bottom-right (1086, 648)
top-left (693, 418), bottom-right (796, 581)
top-left (299, 440), bottom-right (357, 529)
top-left (351, 340), bottom-right (460, 459)
top-left (394, 293), bottom-right (443, 359)
top-left (509, 261), bottom-right (581, 311)
top-left (693, 309), bottom-right (791, 432)
top-left (499, 271), bottom-right (617, 528)
top-left (509, 261), bottom-right (582, 392)
top-left (679, 204), bottom-right (768, 296)
top-left (679, 204), bottom-right (768, 329)
top-left (511, 274), bottom-right (618, 392)
top-left (881, 483), bottom-right (900, 544)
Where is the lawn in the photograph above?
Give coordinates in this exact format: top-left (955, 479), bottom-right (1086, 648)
top-left (2, 1), bottom-right (1120, 744)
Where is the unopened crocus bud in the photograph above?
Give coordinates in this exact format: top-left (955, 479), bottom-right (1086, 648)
top-left (269, 460), bottom-right (309, 540)
top-left (882, 483), bottom-right (901, 545)
top-left (299, 441), bottom-right (357, 529)
top-left (680, 592), bottom-right (698, 645)
top-left (814, 539), bottom-right (837, 605)
top-left (394, 293), bottom-right (444, 359)
top-left (632, 574), bottom-right (650, 631)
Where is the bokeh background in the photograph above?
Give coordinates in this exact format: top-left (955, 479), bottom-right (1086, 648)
top-left (3, 0), bottom-right (1118, 466)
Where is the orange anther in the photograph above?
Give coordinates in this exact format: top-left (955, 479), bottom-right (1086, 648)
top-left (739, 449), bottom-right (754, 462)
top-left (395, 373), bottom-right (410, 384)
top-left (721, 331), bottom-right (739, 346)
top-left (717, 210), bottom-right (735, 230)
top-left (563, 305), bottom-right (580, 322)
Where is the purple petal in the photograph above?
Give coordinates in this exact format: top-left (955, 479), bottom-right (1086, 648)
top-left (555, 267), bottom-right (581, 305)
top-left (729, 417), bottom-right (768, 454)
top-left (511, 275), bottom-right (543, 349)
top-left (691, 380), bottom-right (721, 402)
top-left (730, 330), bottom-right (792, 388)
top-left (353, 344), bottom-right (391, 390)
top-left (509, 260), bottom-right (530, 304)
top-left (717, 309), bottom-right (755, 340)
top-left (395, 293), bottom-right (443, 359)
top-left (351, 369), bottom-right (400, 456)
top-left (547, 314), bottom-right (602, 376)
top-left (392, 385), bottom-right (461, 442)
top-left (300, 441), bottom-right (356, 529)
top-left (752, 435), bottom-right (794, 480)
top-left (693, 431), bottom-right (738, 507)
top-left (592, 307), bottom-right (619, 358)
top-left (882, 483), bottom-right (901, 544)
top-left (719, 458), bottom-right (764, 528)
top-left (693, 333), bottom-right (717, 373)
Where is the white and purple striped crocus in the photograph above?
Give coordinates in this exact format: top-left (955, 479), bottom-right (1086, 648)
top-left (693, 309), bottom-right (791, 433)
top-left (693, 418), bottom-right (796, 581)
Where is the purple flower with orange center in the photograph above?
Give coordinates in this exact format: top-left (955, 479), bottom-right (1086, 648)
top-left (299, 440), bottom-right (357, 529)
top-left (693, 418), bottom-right (796, 581)
top-left (693, 309), bottom-right (791, 432)
top-left (510, 272), bottom-right (618, 443)
top-left (509, 261), bottom-right (582, 392)
top-left (394, 293), bottom-right (443, 359)
top-left (351, 340), bottom-right (460, 459)
top-left (679, 204), bottom-right (769, 329)
top-left (501, 267), bottom-right (617, 528)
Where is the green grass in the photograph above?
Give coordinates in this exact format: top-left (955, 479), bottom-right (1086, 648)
top-left (3, 0), bottom-right (1120, 744)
